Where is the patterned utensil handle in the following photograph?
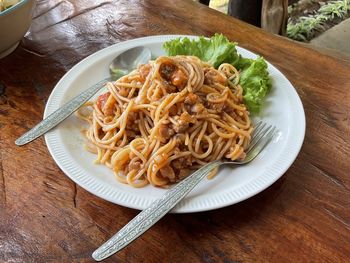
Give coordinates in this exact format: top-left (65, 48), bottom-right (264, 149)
top-left (15, 77), bottom-right (111, 146)
top-left (92, 160), bottom-right (222, 261)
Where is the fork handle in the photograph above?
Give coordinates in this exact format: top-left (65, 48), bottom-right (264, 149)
top-left (92, 160), bottom-right (222, 261)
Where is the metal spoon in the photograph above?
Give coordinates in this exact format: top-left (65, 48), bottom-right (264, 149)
top-left (15, 46), bottom-right (152, 146)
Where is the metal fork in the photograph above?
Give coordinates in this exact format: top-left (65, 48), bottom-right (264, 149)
top-left (92, 121), bottom-right (276, 261)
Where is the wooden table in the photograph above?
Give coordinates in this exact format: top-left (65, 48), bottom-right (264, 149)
top-left (1, 0), bottom-right (349, 262)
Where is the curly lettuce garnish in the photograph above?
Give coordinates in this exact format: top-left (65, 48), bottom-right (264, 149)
top-left (238, 57), bottom-right (271, 112)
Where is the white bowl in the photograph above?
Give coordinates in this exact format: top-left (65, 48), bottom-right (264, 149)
top-left (0, 0), bottom-right (35, 58)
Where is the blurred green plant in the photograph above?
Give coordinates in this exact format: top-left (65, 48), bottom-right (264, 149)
top-left (319, 0), bottom-right (350, 18)
top-left (287, 0), bottom-right (350, 41)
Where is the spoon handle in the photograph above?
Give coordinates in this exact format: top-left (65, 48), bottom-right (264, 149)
top-left (15, 77), bottom-right (111, 146)
top-left (92, 160), bottom-right (222, 261)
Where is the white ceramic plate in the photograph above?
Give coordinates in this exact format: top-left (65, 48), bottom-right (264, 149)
top-left (44, 35), bottom-right (305, 213)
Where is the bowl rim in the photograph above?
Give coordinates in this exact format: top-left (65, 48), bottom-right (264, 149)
top-left (0, 0), bottom-right (31, 17)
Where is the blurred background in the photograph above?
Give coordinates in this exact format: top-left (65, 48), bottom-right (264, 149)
top-left (199, 0), bottom-right (350, 60)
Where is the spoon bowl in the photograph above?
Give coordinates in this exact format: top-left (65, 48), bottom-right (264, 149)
top-left (110, 46), bottom-right (152, 78)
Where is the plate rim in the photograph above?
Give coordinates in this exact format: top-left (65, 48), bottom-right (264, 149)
top-left (44, 34), bottom-right (306, 213)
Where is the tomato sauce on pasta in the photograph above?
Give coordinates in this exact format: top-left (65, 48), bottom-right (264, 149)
top-left (77, 56), bottom-right (252, 187)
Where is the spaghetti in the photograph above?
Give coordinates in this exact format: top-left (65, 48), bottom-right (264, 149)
top-left (77, 55), bottom-right (252, 188)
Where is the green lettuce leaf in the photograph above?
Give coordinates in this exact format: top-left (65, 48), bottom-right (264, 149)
top-left (163, 33), bottom-right (240, 68)
top-left (239, 57), bottom-right (271, 113)
top-left (163, 34), bottom-right (271, 113)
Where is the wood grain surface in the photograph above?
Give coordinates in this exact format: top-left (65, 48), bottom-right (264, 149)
top-left (1, 0), bottom-right (350, 262)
